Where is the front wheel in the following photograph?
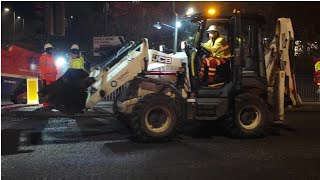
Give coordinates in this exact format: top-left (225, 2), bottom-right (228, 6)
top-left (226, 93), bottom-right (268, 138)
top-left (113, 95), bottom-right (131, 128)
top-left (131, 93), bottom-right (178, 142)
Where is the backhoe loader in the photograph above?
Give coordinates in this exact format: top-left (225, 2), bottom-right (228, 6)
top-left (39, 10), bottom-right (302, 142)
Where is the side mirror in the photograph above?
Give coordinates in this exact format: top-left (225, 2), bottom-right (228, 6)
top-left (159, 45), bottom-right (165, 52)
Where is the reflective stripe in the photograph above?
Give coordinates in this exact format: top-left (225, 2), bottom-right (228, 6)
top-left (208, 72), bottom-right (216, 75)
top-left (40, 62), bottom-right (54, 66)
top-left (43, 73), bottom-right (56, 77)
top-left (217, 45), bottom-right (229, 53)
top-left (46, 64), bottom-right (56, 67)
top-left (208, 68), bottom-right (216, 71)
top-left (224, 54), bottom-right (232, 58)
top-left (205, 59), bottom-right (210, 66)
top-left (216, 59), bottom-right (221, 66)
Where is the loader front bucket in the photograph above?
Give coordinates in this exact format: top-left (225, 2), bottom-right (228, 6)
top-left (38, 69), bottom-right (95, 114)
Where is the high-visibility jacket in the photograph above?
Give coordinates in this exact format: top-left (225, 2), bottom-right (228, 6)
top-left (39, 52), bottom-right (57, 84)
top-left (69, 55), bottom-right (84, 69)
top-left (315, 61), bottom-right (320, 72)
top-left (202, 36), bottom-right (232, 59)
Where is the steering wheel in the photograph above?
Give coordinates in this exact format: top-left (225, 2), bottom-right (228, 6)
top-left (199, 44), bottom-right (212, 57)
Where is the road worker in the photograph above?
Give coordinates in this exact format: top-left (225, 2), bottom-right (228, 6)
top-left (199, 25), bottom-right (232, 85)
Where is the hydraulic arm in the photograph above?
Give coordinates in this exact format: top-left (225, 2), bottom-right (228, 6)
top-left (264, 18), bottom-right (302, 120)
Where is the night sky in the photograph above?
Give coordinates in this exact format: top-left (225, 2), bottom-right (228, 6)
top-left (2, 1), bottom-right (320, 51)
top-left (4, 1), bottom-right (320, 23)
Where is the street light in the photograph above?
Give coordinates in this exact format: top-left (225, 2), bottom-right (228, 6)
top-left (153, 22), bottom-right (177, 30)
top-left (186, 8), bottom-right (194, 16)
top-left (176, 21), bottom-right (181, 28)
top-left (3, 7), bottom-right (16, 43)
top-left (16, 16), bottom-right (25, 31)
top-left (153, 22), bottom-right (161, 30)
top-left (152, 2), bottom-right (180, 53)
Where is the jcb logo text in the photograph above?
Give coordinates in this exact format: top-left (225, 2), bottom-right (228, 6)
top-left (152, 54), bottom-right (172, 64)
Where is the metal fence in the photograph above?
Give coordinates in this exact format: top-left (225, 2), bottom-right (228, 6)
top-left (296, 77), bottom-right (320, 102)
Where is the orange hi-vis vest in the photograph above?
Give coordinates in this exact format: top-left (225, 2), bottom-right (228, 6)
top-left (39, 52), bottom-right (57, 82)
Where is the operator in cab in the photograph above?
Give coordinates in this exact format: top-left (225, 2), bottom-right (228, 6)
top-left (199, 25), bottom-right (232, 85)
top-left (69, 44), bottom-right (85, 70)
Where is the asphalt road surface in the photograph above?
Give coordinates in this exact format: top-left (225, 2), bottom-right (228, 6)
top-left (2, 105), bottom-right (320, 180)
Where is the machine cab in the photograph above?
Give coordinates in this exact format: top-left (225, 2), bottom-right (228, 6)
top-left (182, 11), bottom-right (267, 93)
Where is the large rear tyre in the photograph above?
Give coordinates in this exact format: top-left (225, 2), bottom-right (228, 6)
top-left (131, 93), bottom-right (178, 143)
top-left (226, 93), bottom-right (268, 138)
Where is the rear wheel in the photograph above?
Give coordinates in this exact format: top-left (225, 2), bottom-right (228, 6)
top-left (226, 93), bottom-right (268, 138)
top-left (131, 93), bottom-right (178, 142)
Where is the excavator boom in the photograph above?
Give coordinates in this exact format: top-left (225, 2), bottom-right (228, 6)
top-left (264, 18), bottom-right (302, 120)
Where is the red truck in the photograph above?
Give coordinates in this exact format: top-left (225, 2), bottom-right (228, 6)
top-left (1, 45), bottom-right (40, 104)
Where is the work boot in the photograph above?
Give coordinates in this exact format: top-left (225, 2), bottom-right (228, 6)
top-left (43, 102), bottom-right (49, 108)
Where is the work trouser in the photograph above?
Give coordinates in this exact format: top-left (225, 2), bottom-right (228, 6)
top-left (41, 74), bottom-right (56, 108)
top-left (41, 73), bottom-right (56, 86)
top-left (199, 57), bottom-right (226, 84)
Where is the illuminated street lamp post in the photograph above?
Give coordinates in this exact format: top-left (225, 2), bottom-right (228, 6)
top-left (186, 8), bottom-right (194, 16)
top-left (3, 7), bottom-right (16, 43)
top-left (173, 2), bottom-right (178, 53)
top-left (16, 16), bottom-right (25, 31)
top-left (13, 11), bottom-right (16, 42)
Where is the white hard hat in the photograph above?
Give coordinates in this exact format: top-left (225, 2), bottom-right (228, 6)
top-left (70, 44), bottom-right (79, 50)
top-left (44, 43), bottom-right (54, 49)
top-left (207, 25), bottom-right (219, 32)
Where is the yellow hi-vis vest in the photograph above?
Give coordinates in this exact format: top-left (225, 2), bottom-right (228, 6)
top-left (201, 36), bottom-right (232, 59)
top-left (315, 61), bottom-right (320, 72)
top-left (69, 55), bottom-right (85, 69)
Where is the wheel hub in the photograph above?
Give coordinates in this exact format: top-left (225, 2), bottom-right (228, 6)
top-left (238, 105), bottom-right (261, 130)
top-left (148, 109), bottom-right (167, 128)
top-left (145, 106), bottom-right (171, 133)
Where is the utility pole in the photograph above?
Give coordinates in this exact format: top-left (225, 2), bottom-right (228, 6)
top-left (13, 11), bottom-right (15, 43)
top-left (104, 2), bottom-right (109, 35)
top-left (173, 2), bottom-right (178, 53)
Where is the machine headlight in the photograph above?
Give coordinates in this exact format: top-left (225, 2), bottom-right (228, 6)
top-left (55, 56), bottom-right (66, 67)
